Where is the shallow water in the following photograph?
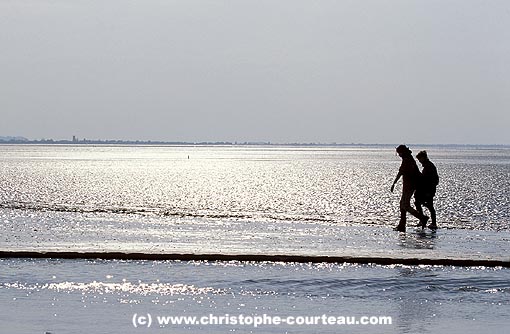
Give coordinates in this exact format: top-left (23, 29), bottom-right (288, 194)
top-left (2, 145), bottom-right (510, 261)
top-left (1, 259), bottom-right (509, 334)
top-left (1, 145), bottom-right (509, 231)
top-left (1, 145), bottom-right (510, 333)
top-left (2, 208), bottom-right (510, 264)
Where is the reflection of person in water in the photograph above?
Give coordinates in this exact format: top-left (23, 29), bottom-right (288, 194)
top-left (391, 145), bottom-right (429, 232)
top-left (414, 150), bottom-right (439, 230)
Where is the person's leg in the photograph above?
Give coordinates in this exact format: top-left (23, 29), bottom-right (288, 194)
top-left (414, 195), bottom-right (424, 227)
top-left (395, 194), bottom-right (408, 232)
top-left (403, 189), bottom-right (428, 226)
top-left (424, 198), bottom-right (437, 229)
top-left (415, 199), bottom-right (424, 216)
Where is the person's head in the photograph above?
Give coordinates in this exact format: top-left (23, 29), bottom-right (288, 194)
top-left (416, 150), bottom-right (428, 164)
top-left (396, 144), bottom-right (412, 158)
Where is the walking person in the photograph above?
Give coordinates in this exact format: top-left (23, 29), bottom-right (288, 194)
top-left (391, 145), bottom-right (429, 232)
top-left (414, 150), bottom-right (439, 230)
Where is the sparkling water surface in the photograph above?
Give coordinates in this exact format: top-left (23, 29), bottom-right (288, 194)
top-left (1, 145), bottom-right (510, 333)
top-left (1, 259), bottom-right (509, 334)
top-left (1, 145), bottom-right (509, 230)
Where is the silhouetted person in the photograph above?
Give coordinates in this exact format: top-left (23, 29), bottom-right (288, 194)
top-left (391, 145), bottom-right (429, 232)
top-left (414, 150), bottom-right (439, 230)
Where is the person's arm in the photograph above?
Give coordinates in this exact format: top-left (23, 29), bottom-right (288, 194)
top-left (390, 171), bottom-right (402, 192)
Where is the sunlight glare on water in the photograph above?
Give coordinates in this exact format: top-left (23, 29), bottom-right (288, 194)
top-left (1, 259), bottom-right (509, 334)
top-left (1, 145), bottom-right (509, 230)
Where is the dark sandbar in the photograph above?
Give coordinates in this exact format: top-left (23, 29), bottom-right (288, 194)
top-left (1, 251), bottom-right (508, 268)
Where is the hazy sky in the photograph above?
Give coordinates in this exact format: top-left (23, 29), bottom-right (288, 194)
top-left (1, 0), bottom-right (509, 144)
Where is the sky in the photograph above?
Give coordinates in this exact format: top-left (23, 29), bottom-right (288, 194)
top-left (1, 0), bottom-right (509, 144)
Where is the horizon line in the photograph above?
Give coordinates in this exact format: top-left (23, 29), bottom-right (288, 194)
top-left (0, 136), bottom-right (509, 147)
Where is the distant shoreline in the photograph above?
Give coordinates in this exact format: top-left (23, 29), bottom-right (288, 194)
top-left (0, 140), bottom-right (509, 149)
